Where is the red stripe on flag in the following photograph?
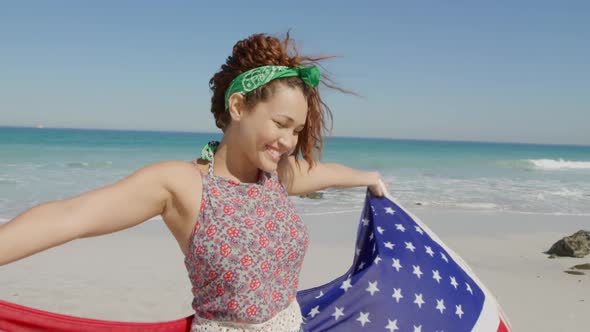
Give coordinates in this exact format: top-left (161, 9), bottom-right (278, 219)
top-left (0, 300), bottom-right (192, 332)
top-left (496, 317), bottom-right (510, 332)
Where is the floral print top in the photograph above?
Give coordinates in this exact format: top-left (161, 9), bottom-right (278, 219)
top-left (184, 154), bottom-right (309, 324)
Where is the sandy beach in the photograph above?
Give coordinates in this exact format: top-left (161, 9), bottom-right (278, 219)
top-left (1, 206), bottom-right (589, 331)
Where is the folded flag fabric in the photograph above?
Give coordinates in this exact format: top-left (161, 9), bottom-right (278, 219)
top-left (0, 191), bottom-right (510, 331)
top-left (297, 191), bottom-right (511, 332)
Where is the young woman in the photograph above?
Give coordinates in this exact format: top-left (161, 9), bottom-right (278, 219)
top-left (0, 33), bottom-right (384, 331)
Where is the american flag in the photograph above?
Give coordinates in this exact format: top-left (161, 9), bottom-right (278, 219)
top-left (296, 191), bottom-right (511, 332)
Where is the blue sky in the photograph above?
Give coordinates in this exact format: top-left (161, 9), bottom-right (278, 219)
top-left (0, 1), bottom-right (588, 145)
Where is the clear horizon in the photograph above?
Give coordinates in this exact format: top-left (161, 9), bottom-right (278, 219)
top-left (1, 1), bottom-right (588, 146)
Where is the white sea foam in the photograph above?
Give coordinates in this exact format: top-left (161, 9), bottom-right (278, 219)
top-left (527, 159), bottom-right (590, 171)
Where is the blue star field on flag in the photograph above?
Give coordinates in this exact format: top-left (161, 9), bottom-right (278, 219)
top-left (296, 192), bottom-right (509, 332)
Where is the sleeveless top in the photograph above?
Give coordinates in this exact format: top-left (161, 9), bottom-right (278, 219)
top-left (184, 153), bottom-right (309, 330)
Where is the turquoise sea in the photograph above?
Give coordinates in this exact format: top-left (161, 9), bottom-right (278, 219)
top-left (1, 126), bottom-right (589, 222)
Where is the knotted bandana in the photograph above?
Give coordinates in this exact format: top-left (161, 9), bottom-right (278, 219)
top-left (224, 65), bottom-right (320, 109)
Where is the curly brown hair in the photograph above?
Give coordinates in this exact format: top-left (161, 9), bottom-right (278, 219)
top-left (209, 32), bottom-right (344, 169)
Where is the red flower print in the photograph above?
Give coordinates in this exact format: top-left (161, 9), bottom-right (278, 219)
top-left (273, 267), bottom-right (282, 278)
top-left (256, 207), bottom-right (265, 217)
top-left (263, 292), bottom-right (268, 303)
top-left (247, 187), bottom-right (259, 198)
top-left (216, 285), bottom-right (225, 296)
top-left (208, 270), bottom-right (218, 280)
top-left (244, 218), bottom-right (256, 227)
top-left (250, 278), bottom-right (261, 291)
top-left (275, 247), bottom-right (285, 258)
top-left (231, 197), bottom-right (241, 204)
top-left (260, 260), bottom-right (269, 273)
top-left (227, 299), bottom-right (238, 311)
top-left (282, 276), bottom-right (290, 287)
top-left (261, 195), bottom-right (267, 203)
top-left (220, 243), bottom-right (231, 257)
top-left (290, 214), bottom-right (299, 223)
top-left (292, 278), bottom-right (299, 288)
top-left (288, 252), bottom-right (297, 262)
top-left (206, 225), bottom-right (217, 238)
top-left (290, 227), bottom-right (298, 239)
top-left (210, 187), bottom-right (221, 197)
top-left (200, 198), bottom-right (206, 213)
top-left (196, 245), bottom-right (205, 255)
top-left (266, 180), bottom-right (273, 189)
top-left (226, 227), bottom-right (239, 238)
top-left (241, 255), bottom-right (253, 267)
top-left (204, 312), bottom-right (213, 320)
top-left (275, 211), bottom-right (286, 220)
top-left (223, 271), bottom-right (234, 282)
top-left (272, 291), bottom-right (280, 302)
top-left (246, 304), bottom-right (258, 316)
top-left (265, 221), bottom-right (276, 231)
top-left (223, 205), bottom-right (235, 216)
top-left (259, 235), bottom-right (269, 248)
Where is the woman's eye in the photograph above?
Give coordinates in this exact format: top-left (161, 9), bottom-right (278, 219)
top-left (274, 121), bottom-right (285, 128)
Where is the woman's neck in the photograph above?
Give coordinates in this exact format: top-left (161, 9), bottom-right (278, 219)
top-left (212, 140), bottom-right (260, 184)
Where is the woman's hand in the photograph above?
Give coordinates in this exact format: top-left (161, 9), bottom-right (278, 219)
top-left (367, 171), bottom-right (387, 197)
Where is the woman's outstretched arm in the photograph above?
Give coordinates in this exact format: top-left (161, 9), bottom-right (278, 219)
top-left (0, 161), bottom-right (182, 266)
top-left (277, 156), bottom-right (385, 197)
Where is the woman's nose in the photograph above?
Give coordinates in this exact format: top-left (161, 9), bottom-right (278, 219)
top-left (278, 133), bottom-right (296, 152)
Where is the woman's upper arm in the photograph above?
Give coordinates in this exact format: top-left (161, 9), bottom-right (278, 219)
top-left (69, 161), bottom-right (180, 238)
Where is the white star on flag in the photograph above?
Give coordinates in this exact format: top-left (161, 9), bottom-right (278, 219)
top-left (436, 299), bottom-right (446, 314)
top-left (456, 304), bottom-right (464, 318)
top-left (395, 224), bottom-right (406, 232)
top-left (391, 258), bottom-right (402, 272)
top-left (366, 281), bottom-right (380, 296)
top-left (377, 226), bottom-right (385, 234)
top-left (415, 225), bottom-right (424, 234)
top-left (413, 293), bottom-right (425, 308)
top-left (450, 276), bottom-right (459, 289)
top-left (308, 305), bottom-right (320, 318)
top-left (384, 207), bottom-right (395, 214)
top-left (425, 245), bottom-right (434, 257)
top-left (384, 241), bottom-right (395, 249)
top-left (412, 265), bottom-right (423, 279)
top-left (392, 288), bottom-right (403, 303)
top-left (362, 217), bottom-right (370, 226)
top-left (441, 252), bottom-right (449, 262)
top-left (340, 278), bottom-right (352, 292)
top-left (357, 312), bottom-right (371, 326)
top-left (374, 255), bottom-right (382, 264)
top-left (315, 291), bottom-right (324, 299)
top-left (405, 241), bottom-right (416, 252)
top-left (432, 270), bottom-right (442, 283)
top-left (466, 282), bottom-right (473, 295)
top-left (331, 307), bottom-right (344, 320)
top-left (413, 325), bottom-right (422, 332)
top-left (385, 319), bottom-right (399, 332)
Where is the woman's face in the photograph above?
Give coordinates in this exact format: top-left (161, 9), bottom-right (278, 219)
top-left (236, 85), bottom-right (308, 173)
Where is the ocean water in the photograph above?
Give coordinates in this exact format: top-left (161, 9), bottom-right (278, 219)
top-left (1, 126), bottom-right (589, 223)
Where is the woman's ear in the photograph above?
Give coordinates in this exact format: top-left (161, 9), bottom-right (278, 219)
top-left (227, 93), bottom-right (246, 122)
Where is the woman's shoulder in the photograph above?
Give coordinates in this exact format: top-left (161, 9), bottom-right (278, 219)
top-left (143, 160), bottom-right (204, 192)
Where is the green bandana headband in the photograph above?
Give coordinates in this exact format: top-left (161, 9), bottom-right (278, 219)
top-left (224, 65), bottom-right (320, 110)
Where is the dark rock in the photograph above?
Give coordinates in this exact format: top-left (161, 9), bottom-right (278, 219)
top-left (548, 254), bottom-right (556, 259)
top-left (571, 263), bottom-right (590, 270)
top-left (299, 192), bottom-right (323, 199)
top-left (564, 270), bottom-right (585, 275)
top-left (547, 230), bottom-right (590, 258)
